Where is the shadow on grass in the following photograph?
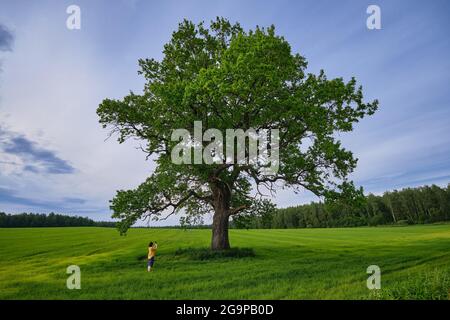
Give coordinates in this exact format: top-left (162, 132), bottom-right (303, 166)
top-left (174, 247), bottom-right (256, 260)
top-left (137, 254), bottom-right (147, 261)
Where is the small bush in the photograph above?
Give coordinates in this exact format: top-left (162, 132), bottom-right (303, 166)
top-left (175, 247), bottom-right (255, 260)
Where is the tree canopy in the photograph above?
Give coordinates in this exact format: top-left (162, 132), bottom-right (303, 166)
top-left (97, 18), bottom-right (378, 249)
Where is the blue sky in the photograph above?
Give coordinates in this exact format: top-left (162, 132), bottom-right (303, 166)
top-left (0, 0), bottom-right (449, 224)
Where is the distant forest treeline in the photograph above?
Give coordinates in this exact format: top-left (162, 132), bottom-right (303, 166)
top-left (232, 183), bottom-right (450, 229)
top-left (0, 212), bottom-right (116, 228)
top-left (1, 184), bottom-right (449, 229)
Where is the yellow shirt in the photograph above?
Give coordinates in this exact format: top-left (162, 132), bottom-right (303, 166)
top-left (148, 246), bottom-right (157, 259)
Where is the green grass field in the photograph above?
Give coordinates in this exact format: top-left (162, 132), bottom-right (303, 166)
top-left (0, 224), bottom-right (449, 299)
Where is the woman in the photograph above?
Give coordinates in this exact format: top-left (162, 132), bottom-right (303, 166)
top-left (147, 241), bottom-right (158, 272)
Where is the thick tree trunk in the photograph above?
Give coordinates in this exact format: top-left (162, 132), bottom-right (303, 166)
top-left (211, 209), bottom-right (230, 250)
top-left (211, 184), bottom-right (231, 250)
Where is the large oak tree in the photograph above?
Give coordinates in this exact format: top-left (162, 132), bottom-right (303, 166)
top-left (97, 18), bottom-right (378, 250)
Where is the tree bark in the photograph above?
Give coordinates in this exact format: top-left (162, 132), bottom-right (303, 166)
top-left (211, 184), bottom-right (231, 250)
top-left (211, 209), bottom-right (230, 250)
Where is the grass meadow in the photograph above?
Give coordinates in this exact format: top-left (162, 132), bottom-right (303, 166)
top-left (0, 224), bottom-right (449, 299)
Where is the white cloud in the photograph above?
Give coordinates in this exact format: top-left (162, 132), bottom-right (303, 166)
top-left (0, 8), bottom-right (153, 220)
